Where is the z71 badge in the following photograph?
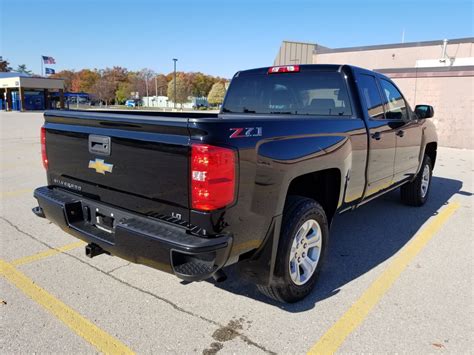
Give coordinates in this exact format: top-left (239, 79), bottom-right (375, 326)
top-left (229, 127), bottom-right (262, 139)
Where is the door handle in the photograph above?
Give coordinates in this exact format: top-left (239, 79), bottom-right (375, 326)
top-left (396, 130), bottom-right (405, 137)
top-left (89, 135), bottom-right (111, 156)
top-left (371, 132), bottom-right (381, 140)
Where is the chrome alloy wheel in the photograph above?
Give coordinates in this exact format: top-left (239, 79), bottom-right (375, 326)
top-left (288, 219), bottom-right (322, 286)
top-left (420, 164), bottom-right (431, 198)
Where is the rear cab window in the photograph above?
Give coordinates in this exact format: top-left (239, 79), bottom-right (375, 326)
top-left (222, 70), bottom-right (353, 116)
top-left (357, 74), bottom-right (385, 120)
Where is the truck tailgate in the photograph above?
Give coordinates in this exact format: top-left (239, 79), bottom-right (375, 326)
top-left (44, 111), bottom-right (191, 221)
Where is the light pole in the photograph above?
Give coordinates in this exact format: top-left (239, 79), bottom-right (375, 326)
top-left (173, 58), bottom-right (178, 109)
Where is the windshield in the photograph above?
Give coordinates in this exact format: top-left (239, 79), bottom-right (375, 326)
top-left (222, 71), bottom-right (352, 116)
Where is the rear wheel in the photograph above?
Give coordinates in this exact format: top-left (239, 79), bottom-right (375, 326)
top-left (257, 196), bottom-right (328, 303)
top-left (401, 155), bottom-right (432, 206)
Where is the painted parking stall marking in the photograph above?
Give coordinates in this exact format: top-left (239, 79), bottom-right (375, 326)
top-left (11, 241), bottom-right (85, 267)
top-left (0, 259), bottom-right (134, 354)
top-left (307, 201), bottom-right (460, 355)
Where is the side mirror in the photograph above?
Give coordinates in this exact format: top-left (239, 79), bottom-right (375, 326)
top-left (415, 105), bottom-right (434, 119)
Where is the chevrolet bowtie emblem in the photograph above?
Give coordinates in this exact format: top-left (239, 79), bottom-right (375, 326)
top-left (88, 159), bottom-right (113, 175)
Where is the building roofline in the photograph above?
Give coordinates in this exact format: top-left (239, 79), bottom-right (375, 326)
top-left (281, 40), bottom-right (331, 50)
top-left (376, 65), bottom-right (474, 74)
top-left (0, 76), bottom-right (64, 81)
top-left (316, 37), bottom-right (474, 54)
top-left (281, 40), bottom-right (317, 46)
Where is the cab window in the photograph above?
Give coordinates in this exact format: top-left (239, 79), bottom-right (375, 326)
top-left (222, 71), bottom-right (353, 116)
top-left (380, 79), bottom-right (407, 120)
top-left (357, 74), bottom-right (385, 119)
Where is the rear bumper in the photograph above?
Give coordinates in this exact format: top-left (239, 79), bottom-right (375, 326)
top-left (33, 186), bottom-right (232, 281)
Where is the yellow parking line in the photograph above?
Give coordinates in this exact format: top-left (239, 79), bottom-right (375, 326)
top-left (11, 241), bottom-right (85, 267)
top-left (0, 188), bottom-right (32, 199)
top-left (308, 201), bottom-right (460, 355)
top-left (0, 259), bottom-right (134, 354)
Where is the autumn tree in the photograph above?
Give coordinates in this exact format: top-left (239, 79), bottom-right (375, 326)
top-left (191, 72), bottom-right (216, 97)
top-left (103, 66), bottom-right (128, 85)
top-left (126, 72), bottom-right (147, 98)
top-left (90, 74), bottom-right (116, 106)
top-left (155, 74), bottom-right (168, 96)
top-left (167, 75), bottom-right (192, 105)
top-left (72, 69), bottom-right (99, 92)
top-left (50, 70), bottom-right (76, 91)
top-left (207, 82), bottom-right (227, 106)
top-left (0, 57), bottom-right (11, 72)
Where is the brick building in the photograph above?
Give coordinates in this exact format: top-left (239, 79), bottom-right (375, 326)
top-left (274, 38), bottom-right (474, 149)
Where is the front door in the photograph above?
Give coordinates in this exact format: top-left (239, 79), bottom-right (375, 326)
top-left (378, 79), bottom-right (423, 183)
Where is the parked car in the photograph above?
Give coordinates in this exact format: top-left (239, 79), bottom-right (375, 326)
top-left (125, 99), bottom-right (140, 108)
top-left (33, 65), bottom-right (437, 302)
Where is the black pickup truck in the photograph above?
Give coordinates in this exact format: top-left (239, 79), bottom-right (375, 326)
top-left (33, 64), bottom-right (437, 303)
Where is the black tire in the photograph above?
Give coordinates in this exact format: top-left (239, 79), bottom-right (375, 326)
top-left (257, 196), bottom-right (329, 303)
top-left (401, 155), bottom-right (432, 206)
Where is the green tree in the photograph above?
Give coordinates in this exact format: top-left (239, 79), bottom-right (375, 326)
top-left (167, 75), bottom-right (191, 105)
top-left (0, 57), bottom-right (11, 72)
top-left (115, 82), bottom-right (132, 104)
top-left (16, 64), bottom-right (32, 75)
top-left (207, 82), bottom-right (227, 106)
top-left (191, 72), bottom-right (215, 97)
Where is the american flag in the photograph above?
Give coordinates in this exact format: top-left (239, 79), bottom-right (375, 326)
top-left (42, 56), bottom-right (56, 64)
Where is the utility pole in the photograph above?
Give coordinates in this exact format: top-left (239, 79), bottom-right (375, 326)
top-left (155, 76), bottom-right (158, 97)
top-left (173, 58), bottom-right (178, 109)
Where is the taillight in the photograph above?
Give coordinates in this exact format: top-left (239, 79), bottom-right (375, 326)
top-left (268, 65), bottom-right (300, 74)
top-left (41, 126), bottom-right (48, 169)
top-left (191, 144), bottom-right (236, 211)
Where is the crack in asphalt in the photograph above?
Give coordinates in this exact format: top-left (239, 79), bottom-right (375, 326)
top-left (106, 262), bottom-right (131, 275)
top-left (0, 216), bottom-right (276, 355)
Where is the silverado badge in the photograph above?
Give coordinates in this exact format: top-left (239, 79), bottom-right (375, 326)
top-left (88, 159), bottom-right (113, 175)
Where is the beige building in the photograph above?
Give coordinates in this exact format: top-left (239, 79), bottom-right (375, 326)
top-left (274, 38), bottom-right (474, 149)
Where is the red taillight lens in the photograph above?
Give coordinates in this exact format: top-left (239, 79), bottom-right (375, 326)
top-left (268, 65), bottom-right (300, 74)
top-left (191, 144), bottom-right (236, 211)
top-left (41, 126), bottom-right (48, 169)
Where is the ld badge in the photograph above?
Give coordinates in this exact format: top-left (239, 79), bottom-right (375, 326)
top-left (88, 158), bottom-right (113, 175)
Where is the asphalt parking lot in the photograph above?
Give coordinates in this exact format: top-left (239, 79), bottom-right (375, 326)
top-left (1, 111), bottom-right (473, 354)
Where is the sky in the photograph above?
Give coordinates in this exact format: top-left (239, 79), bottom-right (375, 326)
top-left (1, 0), bottom-right (473, 78)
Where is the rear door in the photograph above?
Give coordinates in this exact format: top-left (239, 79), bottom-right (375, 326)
top-left (378, 78), bottom-right (423, 183)
top-left (356, 73), bottom-right (396, 196)
top-left (44, 111), bottom-right (191, 221)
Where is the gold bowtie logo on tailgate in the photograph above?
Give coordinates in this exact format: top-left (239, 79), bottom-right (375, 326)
top-left (88, 159), bottom-right (113, 175)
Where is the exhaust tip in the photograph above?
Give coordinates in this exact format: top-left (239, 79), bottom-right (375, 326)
top-left (212, 269), bottom-right (227, 283)
top-left (32, 206), bottom-right (46, 218)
